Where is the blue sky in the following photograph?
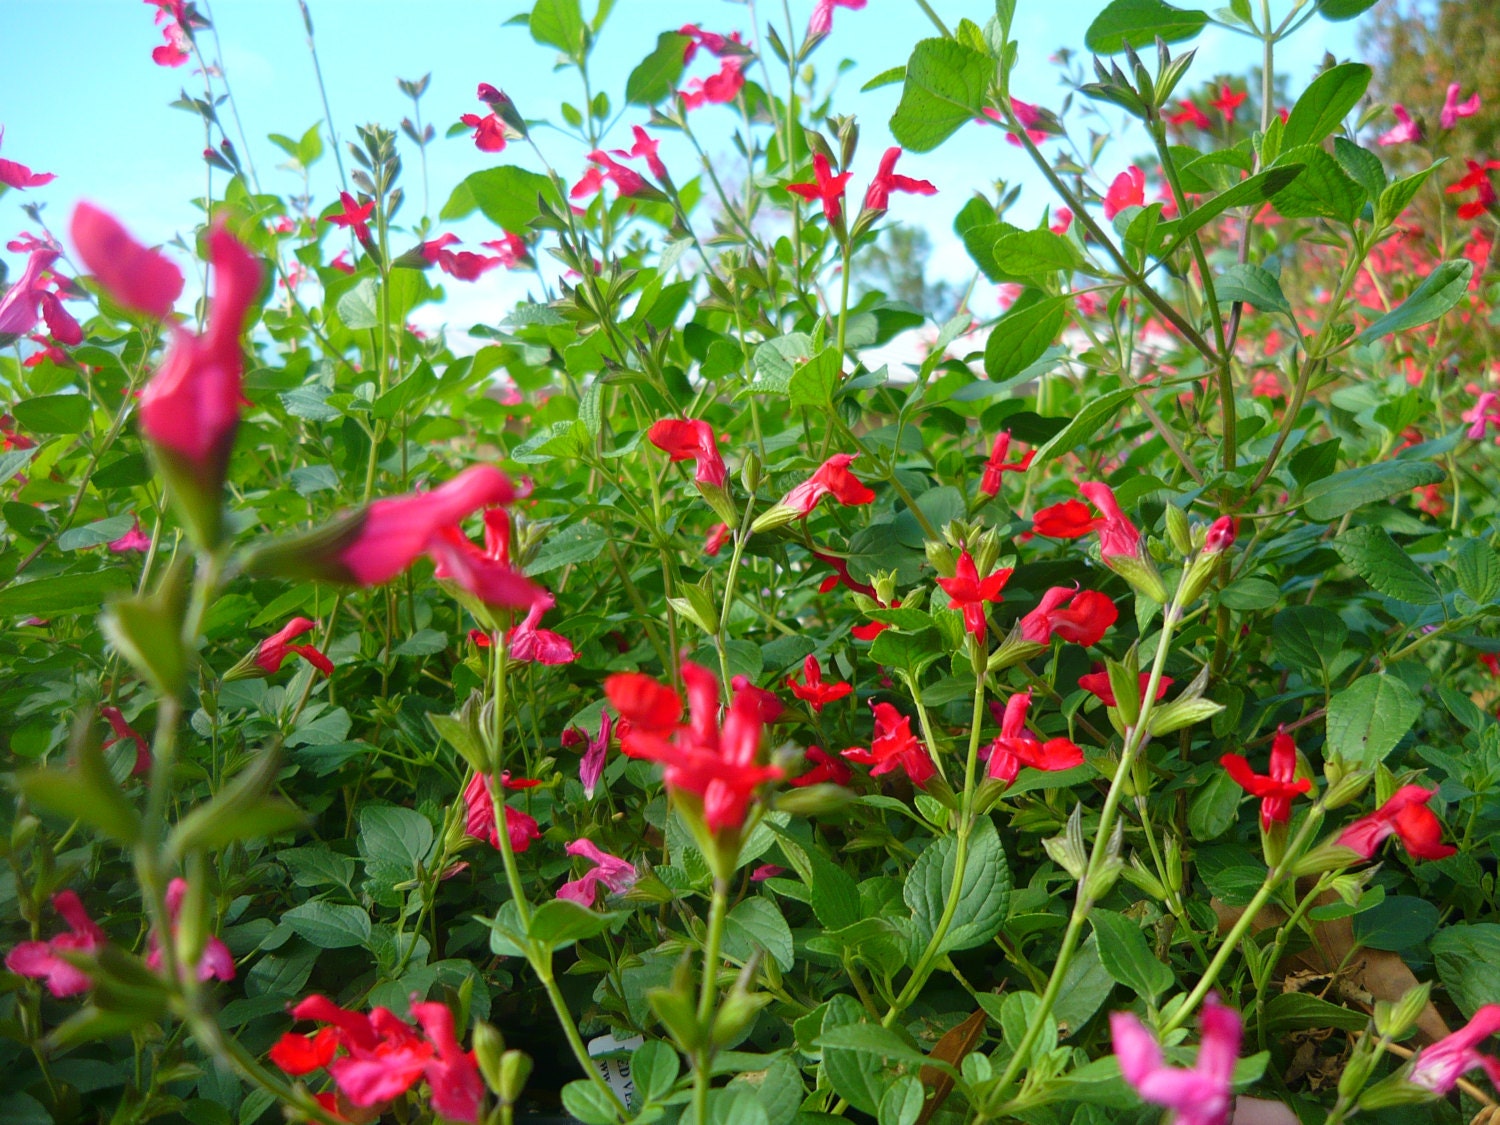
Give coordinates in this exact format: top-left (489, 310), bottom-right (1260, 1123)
top-left (0, 1), bottom-right (1366, 330)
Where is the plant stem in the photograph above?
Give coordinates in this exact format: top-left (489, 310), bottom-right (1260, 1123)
top-left (692, 877), bottom-right (732, 1123)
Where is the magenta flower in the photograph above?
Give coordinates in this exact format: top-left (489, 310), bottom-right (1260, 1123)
top-left (556, 839), bottom-right (637, 906)
top-left (1463, 391), bottom-right (1500, 442)
top-left (1409, 1004), bottom-right (1500, 1094)
top-left (806, 0), bottom-right (865, 38)
top-left (145, 878), bottom-right (235, 983)
top-left (0, 126), bottom-right (56, 190)
top-left (462, 774), bottom-right (541, 853)
top-left (0, 245), bottom-right (62, 343)
top-left (506, 594), bottom-right (577, 665)
top-left (1440, 83), bottom-right (1481, 130)
top-left (1111, 994), bottom-right (1242, 1125)
top-left (107, 518), bottom-right (153, 553)
top-left (1104, 166), bottom-right (1146, 219)
top-left (1377, 104), bottom-right (1422, 146)
top-left (579, 710), bottom-right (613, 799)
top-left (862, 147), bottom-right (937, 215)
top-left (69, 203), bottom-right (184, 319)
top-left (5, 890), bottom-right (106, 997)
top-left (255, 617), bottom-right (334, 676)
top-left (610, 125), bottom-right (668, 181)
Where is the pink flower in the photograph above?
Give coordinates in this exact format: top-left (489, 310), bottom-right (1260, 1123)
top-left (704, 523), bottom-right (731, 556)
top-left (0, 245), bottom-right (62, 343)
top-left (101, 705), bottom-right (152, 777)
top-left (429, 518), bottom-right (543, 609)
top-left (1078, 481), bottom-right (1141, 560)
top-left (1337, 785), bottom-right (1455, 861)
top-left (780, 453), bottom-right (875, 516)
top-left (1050, 207), bottom-right (1073, 235)
top-left (610, 125), bottom-right (668, 182)
top-left (1020, 586), bottom-right (1118, 647)
top-left (325, 192), bottom-right (375, 242)
top-left (579, 710), bottom-right (613, 799)
top-left (151, 19), bottom-right (191, 67)
top-left (1202, 516), bottom-right (1237, 554)
top-left (1112, 994), bottom-right (1242, 1125)
top-left (462, 773), bottom-right (541, 853)
top-left (935, 550), bottom-right (1012, 637)
top-left (571, 151), bottom-right (649, 200)
top-left (985, 691), bottom-right (1084, 784)
top-left (0, 127), bottom-right (56, 190)
top-left (1409, 1005), bottom-right (1500, 1094)
top-left (647, 419), bottom-right (728, 488)
top-left (409, 1002), bottom-right (484, 1124)
top-left (107, 518), bottom-right (153, 553)
top-left (1104, 166), bottom-right (1146, 219)
top-left (480, 232), bottom-right (530, 269)
top-left (750, 863), bottom-right (786, 881)
top-left (145, 878), bottom-right (235, 983)
top-left (1165, 101), bottom-right (1213, 130)
top-left (1377, 104), bottom-right (1422, 146)
top-left (506, 594), bottom-right (577, 664)
top-left (557, 839), bottom-right (637, 906)
top-left (5, 890), bottom-right (107, 997)
top-left (862, 147), bottom-right (936, 214)
top-left (1463, 391), bottom-right (1500, 441)
top-left (255, 617), bottom-right (334, 676)
top-left (787, 153), bottom-right (854, 224)
top-left (807, 0), bottom-right (865, 38)
top-left (678, 25), bottom-right (741, 65)
top-left (1441, 83), bottom-right (1482, 130)
top-left (680, 57), bottom-right (746, 109)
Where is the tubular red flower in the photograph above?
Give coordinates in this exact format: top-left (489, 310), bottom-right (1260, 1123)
top-left (1103, 166), bottom-right (1146, 219)
top-left (0, 127), bottom-right (56, 190)
top-left (557, 839), bottom-right (637, 906)
top-left (1220, 729), bottom-right (1310, 831)
top-left (647, 418), bottom-right (727, 488)
top-left (786, 655), bottom-right (853, 712)
top-left (979, 431), bottom-right (1033, 496)
top-left (605, 672), bottom-right (683, 734)
top-left (1376, 104), bottom-right (1422, 146)
top-left (145, 878), bottom-right (235, 983)
top-left (462, 774), bottom-right (541, 853)
top-left (579, 710), bottom-right (613, 799)
top-left (781, 453), bottom-right (875, 516)
top-left (506, 595), bottom-right (577, 665)
top-left (841, 701), bottom-right (935, 788)
top-left (793, 745), bottom-right (852, 787)
top-left (460, 112), bottom-right (507, 153)
top-left (807, 0), bottom-right (865, 37)
top-left (1441, 82), bottom-right (1482, 130)
top-left (1409, 1005), bottom-right (1500, 1094)
top-left (0, 246), bottom-right (61, 342)
top-left (985, 691), bottom-right (1083, 783)
top-left (610, 125), bottom-right (668, 181)
top-left (1202, 516), bottom-right (1237, 554)
top-left (409, 1002), bottom-right (484, 1124)
top-left (935, 550), bottom-right (1012, 637)
top-left (1078, 669), bottom-right (1172, 709)
top-left (680, 57), bottom-right (745, 109)
top-left (100, 705), bottom-right (152, 777)
top-left (270, 1026), bottom-right (339, 1075)
top-left (812, 549), bottom-right (877, 597)
top-left (325, 192), bottom-right (375, 242)
top-left (255, 617), bottom-right (334, 676)
top-left (1031, 498), bottom-right (1104, 538)
top-left (1020, 587), bottom-right (1118, 647)
top-left (787, 153), bottom-right (854, 224)
top-left (70, 202), bottom-right (185, 319)
top-left (862, 147), bottom-right (936, 214)
top-left (1078, 481), bottom-right (1141, 560)
top-left (704, 523), bottom-right (731, 556)
top-left (571, 150), bottom-right (649, 200)
top-left (1207, 84), bottom-right (1247, 120)
top-left (1337, 785), bottom-right (1454, 861)
top-left (1165, 101), bottom-right (1212, 130)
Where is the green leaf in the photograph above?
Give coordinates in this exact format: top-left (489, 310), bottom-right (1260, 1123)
top-left (904, 816), bottom-right (1009, 958)
top-left (1333, 525), bottom-right (1442, 605)
top-left (861, 66), bottom-right (907, 92)
top-left (1299, 460), bottom-right (1445, 522)
top-left (990, 229), bottom-right (1084, 278)
top-left (1213, 263), bottom-right (1291, 317)
top-left (1053, 934), bottom-right (1115, 1036)
top-left (1432, 924), bottom-right (1500, 1018)
top-left (1451, 539), bottom-right (1500, 604)
top-left (1262, 993), bottom-right (1369, 1034)
top-left (1357, 260), bottom-right (1473, 342)
top-left (1326, 674), bottom-right (1422, 768)
top-left (529, 0), bottom-right (586, 56)
top-left (19, 732), bottom-right (142, 846)
top-left (1272, 606), bottom-right (1347, 677)
top-left (888, 39), bottom-right (993, 153)
top-left (631, 1040), bottom-right (680, 1104)
top-left (724, 897), bottom-right (795, 971)
top-left (527, 899), bottom-right (622, 950)
top-left (983, 294), bottom-right (1068, 382)
top-left (789, 348), bottom-right (843, 410)
top-left (1333, 138), bottom-right (1385, 203)
top-left (441, 166), bottom-right (559, 232)
top-left (1156, 165), bottom-right (1305, 257)
top-left (868, 628), bottom-right (941, 674)
top-left (1270, 145), bottom-right (1364, 223)
top-left (1283, 63), bottom-right (1372, 149)
top-left (0, 568), bottom-right (134, 617)
top-left (1029, 385), bottom-right (1136, 468)
top-left (626, 32), bottom-right (689, 105)
top-left (12, 394), bottom-right (91, 435)
top-left (820, 995), bottom-right (888, 1115)
top-left (282, 901), bottom-right (372, 950)
top-left (0, 447), bottom-right (37, 487)
top-left (1090, 909), bottom-right (1173, 1002)
top-left (336, 279), bottom-right (379, 330)
top-left (56, 515), bottom-right (135, 551)
top-left (1353, 895), bottom-right (1439, 951)
top-left (1188, 769), bottom-right (1242, 842)
top-left (1084, 0), bottom-right (1209, 52)
top-left (561, 1079), bottom-right (619, 1125)
top-left (1316, 0), bottom-right (1378, 18)
top-left (1377, 164), bottom-right (1440, 227)
top-left (358, 805), bottom-right (434, 870)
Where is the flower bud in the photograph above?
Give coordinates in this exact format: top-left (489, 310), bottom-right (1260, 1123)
top-left (1202, 515), bottom-right (1236, 555)
top-left (498, 1049), bottom-right (533, 1105)
top-left (473, 1021), bottom-right (508, 1096)
top-left (774, 783), bottom-right (856, 816)
top-left (1165, 504), bottom-right (1193, 555)
top-left (1377, 981), bottom-right (1431, 1041)
top-left (872, 569), bottom-right (900, 607)
top-left (1358, 1075), bottom-right (1433, 1112)
top-left (1121, 853), bottom-right (1167, 900)
top-left (741, 449), bottom-right (762, 493)
top-left (1322, 767), bottom-right (1372, 811)
top-left (1339, 1046), bottom-right (1377, 1102)
top-left (924, 540), bottom-right (956, 577)
top-left (1105, 551), bottom-right (1169, 604)
top-left (1288, 839), bottom-right (1363, 878)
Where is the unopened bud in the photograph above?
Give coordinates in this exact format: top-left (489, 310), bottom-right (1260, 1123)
top-left (1165, 505), bottom-right (1192, 555)
top-left (498, 1049), bottom-right (533, 1105)
top-left (1322, 767), bottom-right (1372, 811)
top-left (1379, 981), bottom-right (1431, 1041)
top-left (741, 450), bottom-right (762, 493)
top-left (1288, 839), bottom-right (1363, 878)
top-left (924, 540), bottom-right (956, 576)
top-left (473, 1021), bottom-right (507, 1096)
top-left (1202, 515), bottom-right (1236, 555)
top-left (1121, 852), bottom-right (1167, 900)
top-left (872, 569), bottom-right (899, 607)
top-left (1338, 1046), bottom-right (1377, 1102)
top-left (1106, 550), bottom-right (1168, 604)
top-left (774, 783), bottom-right (856, 816)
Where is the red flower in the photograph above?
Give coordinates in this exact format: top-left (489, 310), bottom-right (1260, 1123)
top-left (506, 595), bottom-right (577, 665)
top-left (4, 890), bottom-right (106, 998)
top-left (0, 127), bottom-right (55, 190)
top-left (786, 655), bottom-right (853, 712)
top-left (787, 153), bottom-right (854, 224)
top-left (571, 151), bottom-right (648, 200)
top-left (678, 25), bottom-right (740, 64)
top-left (862, 147), bottom-right (936, 214)
top-left (556, 839), bottom-right (637, 907)
top-left (1079, 481), bottom-right (1140, 560)
top-left (979, 431), bottom-right (1033, 497)
top-left (607, 662), bottom-right (782, 833)
top-left (429, 523), bottom-right (544, 610)
top-left (841, 701), bottom-right (935, 788)
top-left (807, 0), bottom-right (865, 37)
top-left (270, 1026), bottom-right (339, 1075)
top-left (647, 418), bottom-right (727, 488)
top-left (1078, 669), bottom-right (1172, 709)
top-left (851, 619), bottom-right (890, 641)
top-left (0, 246), bottom-right (61, 342)
top-left (1338, 785), bottom-right (1455, 861)
top-left (1202, 515), bottom-right (1236, 554)
top-left (1208, 84), bottom-right (1247, 120)
top-left (985, 691), bottom-right (1083, 783)
top-left (462, 774), bottom-right (541, 853)
top-left (793, 745), bottom-right (852, 787)
top-left (409, 1002), bottom-right (484, 1124)
top-left (781, 453), bottom-right (875, 516)
top-left (69, 203), bottom-right (184, 319)
top-left (460, 112), bottom-right (507, 153)
top-left (101, 705), bottom-right (152, 777)
top-left (480, 232), bottom-right (530, 269)
top-left (610, 125), bottom-right (668, 181)
top-left (255, 617), bottom-right (334, 676)
top-left (145, 878), bottom-right (235, 982)
top-left (704, 523), bottom-right (731, 556)
top-left (1021, 587), bottom-right (1118, 646)
top-left (1220, 729), bottom-right (1310, 831)
top-left (935, 550), bottom-right (1012, 637)
top-left (1103, 166), bottom-right (1145, 219)
top-left (680, 57), bottom-right (745, 110)
top-left (731, 675), bottom-right (785, 723)
top-left (1050, 207), bottom-right (1073, 235)
top-left (1448, 159), bottom-right (1500, 221)
top-left (1164, 101), bottom-right (1212, 130)
top-left (325, 192), bottom-right (375, 243)
top-left (1031, 498), bottom-right (1103, 538)
top-left (812, 549), bottom-right (877, 597)
top-left (151, 20), bottom-right (190, 67)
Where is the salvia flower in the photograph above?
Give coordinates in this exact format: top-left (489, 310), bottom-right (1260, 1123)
top-left (145, 878), bottom-right (235, 983)
top-left (1202, 516), bottom-right (1237, 554)
top-left (861, 147), bottom-right (937, 215)
top-left (0, 245), bottom-right (61, 344)
top-left (678, 24), bottom-right (739, 64)
top-left (5, 890), bottom-right (106, 997)
top-left (842, 701), bottom-right (936, 788)
top-left (704, 522), bottom-right (731, 556)
top-left (579, 710), bottom-right (613, 799)
top-left (101, 705), bottom-right (152, 777)
top-left (571, 150), bottom-right (649, 200)
top-left (647, 418), bottom-right (728, 488)
top-left (1337, 784), bottom-right (1455, 861)
top-left (936, 550), bottom-right (1013, 638)
top-left (786, 655), bottom-right (853, 712)
top-left (754, 453), bottom-right (874, 531)
top-left (1111, 993), bottom-right (1242, 1125)
top-left (1463, 391), bottom-right (1500, 441)
top-left (107, 518), bottom-right (152, 553)
top-left (1079, 668), bottom-right (1172, 709)
top-left (0, 126), bottom-right (56, 190)
top-left (609, 125), bottom-right (668, 181)
top-left (1165, 101), bottom-right (1213, 130)
top-left (1020, 586), bottom-right (1118, 647)
top-left (1208, 84), bottom-right (1247, 120)
top-left (253, 617), bottom-right (334, 676)
top-left (1408, 1004), bottom-right (1500, 1094)
top-left (806, 0), bottom-right (865, 38)
top-left (1078, 481), bottom-right (1140, 559)
top-left (1221, 728), bottom-right (1310, 831)
top-left (787, 153), bottom-right (854, 224)
top-left (1031, 498), bottom-right (1104, 539)
top-left (985, 691), bottom-right (1084, 784)
top-left (1448, 159), bottom-right (1500, 220)
top-left (680, 56), bottom-right (745, 109)
top-left (460, 111), bottom-right (507, 152)
top-left (506, 594), bottom-right (577, 665)
top-left (793, 745), bottom-right (853, 787)
top-left (69, 204), bottom-right (183, 319)
top-left (1104, 166), bottom-right (1146, 219)
top-left (979, 431), bottom-right (1033, 497)
top-left (461, 773), bottom-right (541, 853)
top-left (325, 191), bottom-right (375, 243)
top-left (1376, 104), bottom-right (1422, 146)
top-left (556, 839), bottom-right (637, 907)
top-left (1441, 82), bottom-right (1482, 130)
